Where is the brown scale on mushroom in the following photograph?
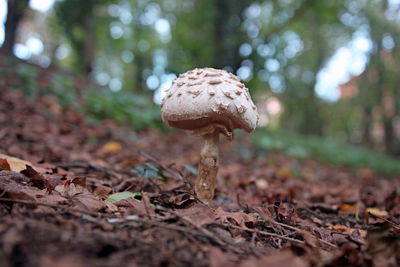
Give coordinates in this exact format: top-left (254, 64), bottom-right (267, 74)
top-left (205, 72), bottom-right (220, 77)
top-left (187, 90), bottom-right (201, 97)
top-left (218, 102), bottom-right (229, 110)
top-left (224, 91), bottom-right (234, 99)
top-left (188, 81), bottom-right (202, 86)
top-left (235, 104), bottom-right (247, 114)
top-left (221, 88), bottom-right (235, 99)
top-left (229, 73), bottom-right (240, 81)
top-left (209, 79), bottom-right (222, 85)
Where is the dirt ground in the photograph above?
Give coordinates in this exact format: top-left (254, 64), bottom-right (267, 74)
top-left (1, 84), bottom-right (400, 266)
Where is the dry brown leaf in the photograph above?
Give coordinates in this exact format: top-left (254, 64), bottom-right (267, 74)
top-left (100, 141), bottom-right (122, 153)
top-left (174, 204), bottom-right (215, 227)
top-left (0, 154), bottom-right (46, 173)
top-left (6, 188), bottom-right (46, 202)
top-left (55, 178), bottom-right (105, 212)
top-left (276, 167), bottom-right (292, 180)
top-left (326, 223), bottom-right (367, 238)
top-left (0, 171), bottom-right (45, 202)
top-left (21, 165), bottom-right (51, 190)
top-left (215, 207), bottom-right (256, 228)
top-left (113, 197), bottom-right (155, 217)
top-left (366, 207), bottom-right (388, 217)
top-left (339, 204), bottom-right (357, 211)
top-left (37, 193), bottom-right (68, 206)
top-left (0, 158), bottom-right (11, 171)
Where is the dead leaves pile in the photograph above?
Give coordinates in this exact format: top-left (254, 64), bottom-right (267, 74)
top-left (0, 84), bottom-right (400, 266)
top-left (0, 154), bottom-right (104, 212)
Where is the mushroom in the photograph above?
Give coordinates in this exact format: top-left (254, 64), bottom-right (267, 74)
top-left (160, 67), bottom-right (259, 205)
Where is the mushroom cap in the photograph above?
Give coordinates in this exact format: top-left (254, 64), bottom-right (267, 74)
top-left (160, 68), bottom-right (259, 138)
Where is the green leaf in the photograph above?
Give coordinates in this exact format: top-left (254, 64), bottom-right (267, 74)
top-left (104, 191), bottom-right (140, 204)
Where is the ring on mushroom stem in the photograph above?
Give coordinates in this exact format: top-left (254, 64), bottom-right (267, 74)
top-left (160, 67), bottom-right (259, 205)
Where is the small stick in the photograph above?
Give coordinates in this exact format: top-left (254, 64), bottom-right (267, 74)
top-left (227, 224), bottom-right (306, 245)
top-left (264, 218), bottom-right (338, 249)
top-left (368, 212), bottom-right (400, 230)
top-left (159, 207), bottom-right (243, 254)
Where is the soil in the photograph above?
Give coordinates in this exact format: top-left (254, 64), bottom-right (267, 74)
top-left (0, 76), bottom-right (400, 266)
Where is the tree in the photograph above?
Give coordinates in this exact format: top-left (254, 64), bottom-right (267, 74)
top-left (54, 0), bottom-right (107, 74)
top-left (355, 0), bottom-right (400, 154)
top-left (0, 0), bottom-right (29, 54)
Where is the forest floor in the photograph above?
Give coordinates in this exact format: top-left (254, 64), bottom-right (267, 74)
top-left (1, 80), bottom-right (400, 266)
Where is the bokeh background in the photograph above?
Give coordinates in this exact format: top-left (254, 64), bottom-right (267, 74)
top-left (1, 0), bottom-right (400, 172)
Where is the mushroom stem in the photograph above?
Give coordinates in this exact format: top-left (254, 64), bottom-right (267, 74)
top-left (195, 131), bottom-right (220, 205)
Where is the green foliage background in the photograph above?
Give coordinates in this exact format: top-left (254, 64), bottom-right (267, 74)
top-left (3, 0), bottom-right (400, 172)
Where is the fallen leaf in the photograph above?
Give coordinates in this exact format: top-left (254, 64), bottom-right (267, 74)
top-left (215, 207), bottom-right (256, 228)
top-left (0, 154), bottom-right (46, 173)
top-left (21, 165), bottom-right (50, 190)
top-left (0, 158), bottom-right (11, 171)
top-left (0, 154), bottom-right (42, 173)
top-left (113, 196), bottom-right (155, 216)
top-left (326, 223), bottom-right (367, 238)
top-left (94, 185), bottom-right (112, 198)
top-left (339, 204), bottom-right (357, 211)
top-left (174, 203), bottom-right (215, 227)
top-left (276, 167), bottom-right (292, 180)
top-left (366, 207), bottom-right (388, 217)
top-left (55, 177), bottom-right (105, 211)
top-left (100, 141), bottom-right (122, 153)
top-left (37, 193), bottom-right (68, 206)
top-left (0, 171), bottom-right (43, 202)
top-left (105, 191), bottom-right (140, 204)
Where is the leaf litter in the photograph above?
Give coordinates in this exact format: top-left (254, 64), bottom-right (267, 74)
top-left (0, 86), bottom-right (400, 266)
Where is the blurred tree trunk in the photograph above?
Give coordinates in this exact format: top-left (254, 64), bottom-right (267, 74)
top-left (391, 84), bottom-right (400, 155)
top-left (362, 107), bottom-right (372, 147)
top-left (54, 0), bottom-right (103, 75)
top-left (213, 0), bottom-right (249, 70)
top-left (83, 17), bottom-right (94, 74)
top-left (0, 0), bottom-right (29, 54)
top-left (296, 11), bottom-right (325, 136)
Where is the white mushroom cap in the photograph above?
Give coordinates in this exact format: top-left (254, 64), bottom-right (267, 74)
top-left (160, 68), bottom-right (259, 138)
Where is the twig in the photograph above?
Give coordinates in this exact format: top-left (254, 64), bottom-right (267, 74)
top-left (0, 197), bottom-right (102, 217)
top-left (227, 224), bottom-right (306, 245)
top-left (368, 212), bottom-right (400, 230)
top-left (267, 219), bottom-right (338, 249)
top-left (159, 207), bottom-right (245, 254)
